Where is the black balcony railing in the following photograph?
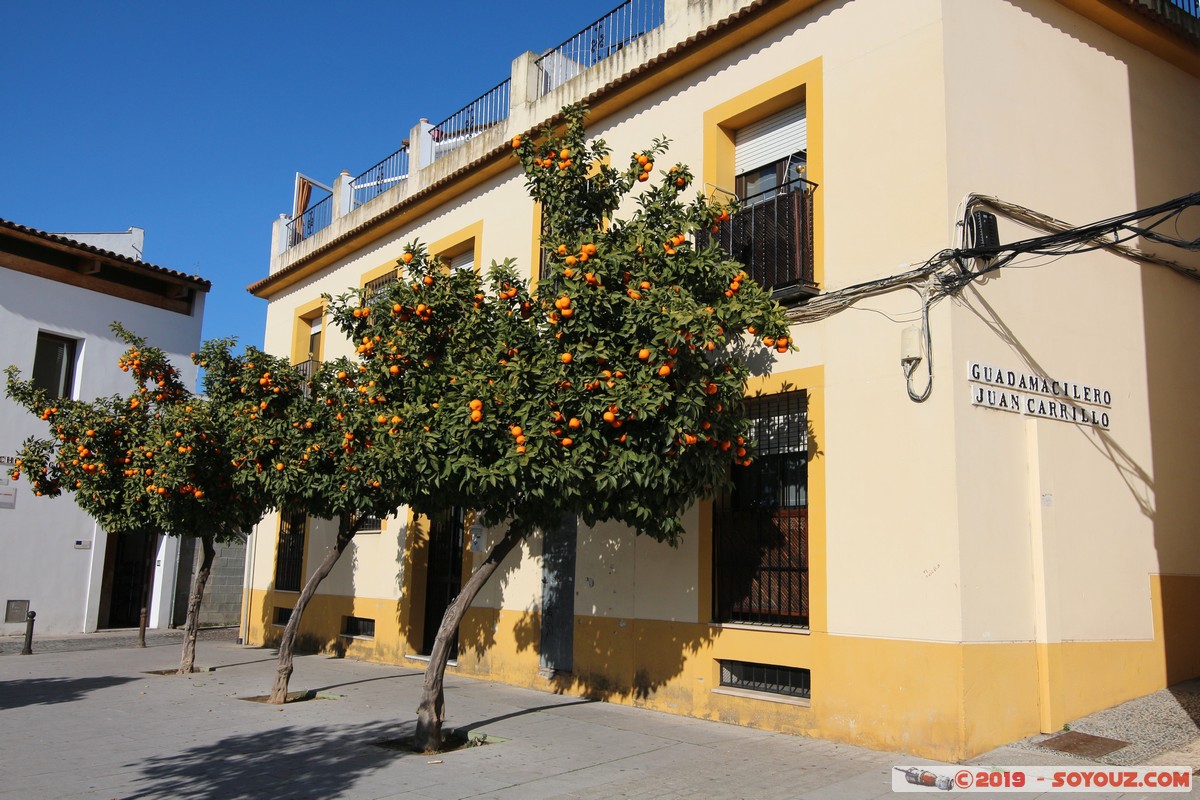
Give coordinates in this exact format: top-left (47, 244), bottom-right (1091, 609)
top-left (285, 194), bottom-right (333, 249)
top-left (1139, 0), bottom-right (1200, 38)
top-left (351, 146), bottom-right (409, 209)
top-left (697, 178), bottom-right (817, 301)
top-left (292, 358), bottom-right (318, 398)
top-left (430, 79), bottom-right (512, 163)
top-left (535, 0), bottom-right (665, 96)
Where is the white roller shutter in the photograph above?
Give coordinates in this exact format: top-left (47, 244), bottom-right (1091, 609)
top-left (735, 104), bottom-right (807, 174)
top-left (450, 250), bottom-right (474, 271)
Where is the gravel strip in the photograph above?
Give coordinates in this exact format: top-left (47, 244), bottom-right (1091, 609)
top-left (1009, 680), bottom-right (1200, 765)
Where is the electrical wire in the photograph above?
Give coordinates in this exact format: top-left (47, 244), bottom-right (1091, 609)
top-left (784, 189), bottom-right (1200, 401)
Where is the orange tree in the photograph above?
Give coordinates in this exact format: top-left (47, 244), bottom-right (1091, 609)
top-left (326, 104), bottom-right (793, 751)
top-left (5, 324), bottom-right (270, 674)
top-left (194, 339), bottom-right (417, 704)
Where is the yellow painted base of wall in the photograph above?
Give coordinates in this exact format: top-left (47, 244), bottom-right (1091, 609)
top-left (241, 574), bottom-right (1200, 762)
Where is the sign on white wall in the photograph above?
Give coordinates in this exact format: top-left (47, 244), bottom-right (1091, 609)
top-left (968, 361), bottom-right (1111, 429)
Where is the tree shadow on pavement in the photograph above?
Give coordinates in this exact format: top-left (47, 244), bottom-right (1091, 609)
top-left (0, 676), bottom-right (139, 710)
top-left (124, 721), bottom-right (413, 800)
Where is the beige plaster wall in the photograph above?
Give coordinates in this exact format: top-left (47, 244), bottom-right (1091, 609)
top-left (940, 0), bottom-right (1200, 645)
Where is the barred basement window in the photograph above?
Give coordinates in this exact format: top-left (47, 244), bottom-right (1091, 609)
top-left (273, 607), bottom-right (292, 626)
top-left (714, 390), bottom-right (809, 627)
top-left (720, 659), bottom-right (810, 700)
top-left (353, 512), bottom-right (383, 534)
top-left (342, 616), bottom-right (376, 638)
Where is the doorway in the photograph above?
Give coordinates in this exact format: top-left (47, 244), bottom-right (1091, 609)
top-left (421, 508), bottom-right (465, 657)
top-left (99, 531), bottom-right (157, 629)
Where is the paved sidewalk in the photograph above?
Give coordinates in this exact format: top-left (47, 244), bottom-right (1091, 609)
top-left (0, 626), bottom-right (238, 656)
top-left (0, 639), bottom-right (1197, 799)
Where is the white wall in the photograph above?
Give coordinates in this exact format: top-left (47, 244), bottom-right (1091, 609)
top-left (0, 266), bottom-right (204, 634)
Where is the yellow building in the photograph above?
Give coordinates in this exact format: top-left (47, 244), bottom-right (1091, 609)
top-left (244, 0), bottom-right (1200, 761)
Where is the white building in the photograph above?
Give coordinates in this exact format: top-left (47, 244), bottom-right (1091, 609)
top-left (0, 218), bottom-right (210, 635)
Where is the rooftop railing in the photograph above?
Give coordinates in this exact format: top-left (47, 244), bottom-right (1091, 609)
top-left (285, 194), bottom-right (333, 248)
top-left (351, 146), bottom-right (410, 209)
top-left (1141, 0), bottom-right (1200, 37)
top-left (430, 79), bottom-right (512, 163)
top-left (535, 0), bottom-right (665, 97)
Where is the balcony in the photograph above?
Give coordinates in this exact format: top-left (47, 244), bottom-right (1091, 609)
top-left (698, 178), bottom-right (818, 303)
top-left (292, 358), bottom-right (319, 398)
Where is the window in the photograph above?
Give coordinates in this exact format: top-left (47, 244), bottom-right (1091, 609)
top-left (714, 390), bottom-right (809, 627)
top-left (342, 616), bottom-right (376, 638)
top-left (306, 317), bottom-right (322, 362)
top-left (700, 104), bottom-right (816, 300)
top-left (32, 333), bottom-right (78, 399)
top-left (448, 251), bottom-right (474, 272)
top-left (274, 511), bottom-right (307, 592)
top-left (720, 659), bottom-right (810, 700)
top-left (273, 606), bottom-right (293, 626)
top-left (364, 268), bottom-right (399, 298)
top-left (353, 512), bottom-right (383, 535)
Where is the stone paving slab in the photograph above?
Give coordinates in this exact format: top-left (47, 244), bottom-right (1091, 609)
top-left (1, 639), bottom-right (1198, 799)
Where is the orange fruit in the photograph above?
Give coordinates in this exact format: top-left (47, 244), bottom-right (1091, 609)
top-left (511, 135), bottom-right (522, 149)
top-left (568, 417), bottom-right (581, 430)
top-left (402, 252), bottom-right (414, 264)
top-left (637, 173), bottom-right (649, 182)
top-left (470, 410), bottom-right (483, 423)
top-left (637, 349), bottom-right (651, 361)
top-left (561, 353), bottom-right (573, 364)
top-left (561, 437), bottom-right (573, 447)
top-left (658, 364), bottom-right (672, 377)
top-left (469, 399), bottom-right (483, 411)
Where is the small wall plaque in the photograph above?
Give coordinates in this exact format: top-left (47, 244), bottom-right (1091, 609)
top-left (5, 600), bottom-right (29, 623)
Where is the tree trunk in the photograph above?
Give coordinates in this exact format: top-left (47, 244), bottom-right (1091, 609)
top-left (268, 514), bottom-right (359, 704)
top-left (177, 535), bottom-right (216, 675)
top-left (414, 522), bottom-right (526, 753)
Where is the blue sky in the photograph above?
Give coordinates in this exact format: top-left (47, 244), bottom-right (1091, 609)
top-left (1, 1), bottom-right (609, 349)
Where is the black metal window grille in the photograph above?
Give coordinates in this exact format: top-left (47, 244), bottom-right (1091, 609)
top-left (342, 616), bottom-right (376, 638)
top-left (273, 606), bottom-right (292, 626)
top-left (354, 512), bottom-right (383, 534)
top-left (697, 175), bottom-right (817, 302)
top-left (714, 390), bottom-right (809, 627)
top-left (364, 269), bottom-right (399, 298)
top-left (274, 511), bottom-right (307, 593)
top-left (720, 659), bottom-right (811, 699)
